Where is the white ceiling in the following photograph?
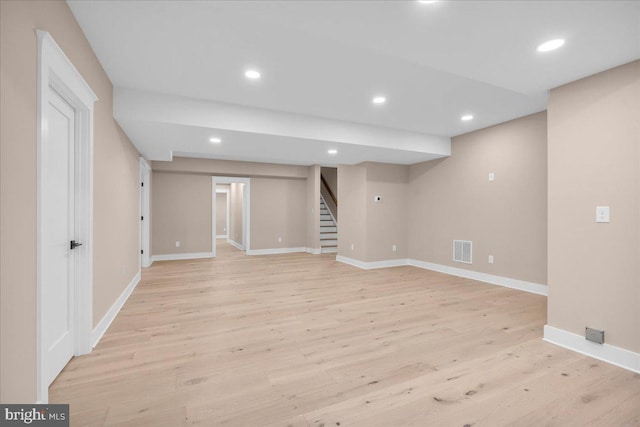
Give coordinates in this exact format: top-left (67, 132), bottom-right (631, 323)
top-left (67, 0), bottom-right (640, 166)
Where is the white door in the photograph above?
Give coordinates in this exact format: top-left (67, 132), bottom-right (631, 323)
top-left (42, 88), bottom-right (76, 386)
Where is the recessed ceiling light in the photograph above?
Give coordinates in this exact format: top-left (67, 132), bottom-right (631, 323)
top-left (372, 96), bottom-right (386, 105)
top-left (209, 137), bottom-right (222, 143)
top-left (537, 39), bottom-right (565, 53)
top-left (461, 114), bottom-right (474, 121)
top-left (328, 149), bottom-right (338, 155)
top-left (244, 69), bottom-right (261, 79)
top-left (417, 0), bottom-right (439, 4)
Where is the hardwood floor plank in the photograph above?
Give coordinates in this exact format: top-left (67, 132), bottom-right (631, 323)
top-left (49, 241), bottom-right (640, 426)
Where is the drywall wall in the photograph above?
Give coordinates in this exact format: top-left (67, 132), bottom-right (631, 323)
top-left (547, 60), bottom-right (640, 352)
top-left (216, 192), bottom-right (228, 236)
top-left (337, 163), bottom-right (409, 262)
top-left (364, 163), bottom-right (409, 261)
top-left (0, 0), bottom-right (140, 402)
top-left (152, 157), bottom-right (308, 179)
top-left (151, 172), bottom-right (212, 255)
top-left (147, 171), bottom-right (153, 259)
top-left (337, 165), bottom-right (368, 260)
top-left (230, 183), bottom-right (244, 247)
top-left (251, 178), bottom-right (308, 250)
top-left (150, 159), bottom-right (315, 253)
top-left (408, 112), bottom-right (548, 285)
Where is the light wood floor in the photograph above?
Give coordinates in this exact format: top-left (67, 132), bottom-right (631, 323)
top-left (51, 242), bottom-right (640, 426)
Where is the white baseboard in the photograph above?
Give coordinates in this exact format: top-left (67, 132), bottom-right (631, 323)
top-left (408, 259), bottom-right (548, 296)
top-left (336, 255), bottom-right (409, 270)
top-left (216, 234), bottom-right (228, 239)
top-left (544, 325), bottom-right (640, 374)
top-left (335, 256), bottom-right (547, 296)
top-left (151, 252), bottom-right (215, 262)
top-left (247, 247), bottom-right (308, 256)
top-left (306, 247), bottom-right (322, 255)
top-left (228, 239), bottom-right (244, 251)
top-left (92, 270), bottom-right (141, 347)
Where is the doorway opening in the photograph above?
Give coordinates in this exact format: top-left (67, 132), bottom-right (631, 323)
top-left (215, 186), bottom-right (230, 240)
top-left (211, 177), bottom-right (250, 257)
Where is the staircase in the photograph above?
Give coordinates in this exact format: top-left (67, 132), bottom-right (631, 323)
top-left (320, 196), bottom-right (337, 253)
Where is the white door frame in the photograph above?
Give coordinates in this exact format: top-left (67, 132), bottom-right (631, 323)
top-left (215, 187), bottom-right (230, 239)
top-left (211, 177), bottom-right (251, 257)
top-left (36, 30), bottom-right (97, 403)
top-left (139, 157), bottom-right (151, 268)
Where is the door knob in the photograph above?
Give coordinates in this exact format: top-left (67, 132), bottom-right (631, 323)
top-left (70, 240), bottom-right (83, 250)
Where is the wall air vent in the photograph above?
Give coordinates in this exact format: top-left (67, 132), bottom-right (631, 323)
top-left (453, 240), bottom-right (472, 264)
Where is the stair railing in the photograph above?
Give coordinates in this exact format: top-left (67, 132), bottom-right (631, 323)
top-left (320, 174), bottom-right (337, 207)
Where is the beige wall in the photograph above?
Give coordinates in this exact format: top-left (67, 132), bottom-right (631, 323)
top-left (337, 114), bottom-right (547, 282)
top-left (147, 170), bottom-right (153, 257)
top-left (229, 183), bottom-right (244, 246)
top-left (153, 157), bottom-right (308, 179)
top-left (150, 159), bottom-right (315, 253)
top-left (337, 163), bottom-right (409, 262)
top-left (216, 192), bottom-right (228, 236)
top-left (151, 172), bottom-right (212, 255)
top-left (365, 163), bottom-right (409, 261)
top-left (337, 165), bottom-right (368, 260)
top-left (0, 1), bottom-right (140, 402)
top-left (251, 178), bottom-right (307, 250)
top-left (408, 112), bottom-right (548, 285)
top-left (548, 60), bottom-right (640, 352)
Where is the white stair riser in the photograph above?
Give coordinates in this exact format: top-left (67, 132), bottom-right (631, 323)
top-left (320, 232), bottom-right (338, 239)
top-left (321, 247), bottom-right (338, 254)
top-left (320, 196), bottom-right (337, 251)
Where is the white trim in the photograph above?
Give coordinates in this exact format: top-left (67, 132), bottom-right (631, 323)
top-left (151, 252), bottom-right (215, 262)
top-left (92, 271), bottom-right (141, 347)
top-left (306, 247), bottom-right (322, 255)
top-left (336, 256), bottom-right (409, 270)
top-left (321, 247), bottom-right (338, 254)
top-left (543, 325), bottom-right (640, 374)
top-left (408, 259), bottom-right (548, 296)
top-left (216, 235), bottom-right (228, 239)
top-left (139, 157), bottom-right (151, 268)
top-left (334, 255), bottom-right (547, 296)
top-left (247, 247), bottom-right (309, 256)
top-left (36, 30), bottom-right (97, 404)
top-left (212, 177), bottom-right (251, 256)
top-left (228, 239), bottom-right (244, 251)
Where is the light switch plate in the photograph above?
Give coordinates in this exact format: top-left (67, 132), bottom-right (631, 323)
top-left (596, 206), bottom-right (610, 223)
top-left (488, 172), bottom-right (495, 182)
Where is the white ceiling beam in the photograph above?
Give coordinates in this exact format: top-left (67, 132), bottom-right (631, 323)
top-left (114, 88), bottom-right (451, 162)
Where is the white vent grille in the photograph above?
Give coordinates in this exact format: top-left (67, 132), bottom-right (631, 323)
top-left (453, 240), bottom-right (472, 264)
